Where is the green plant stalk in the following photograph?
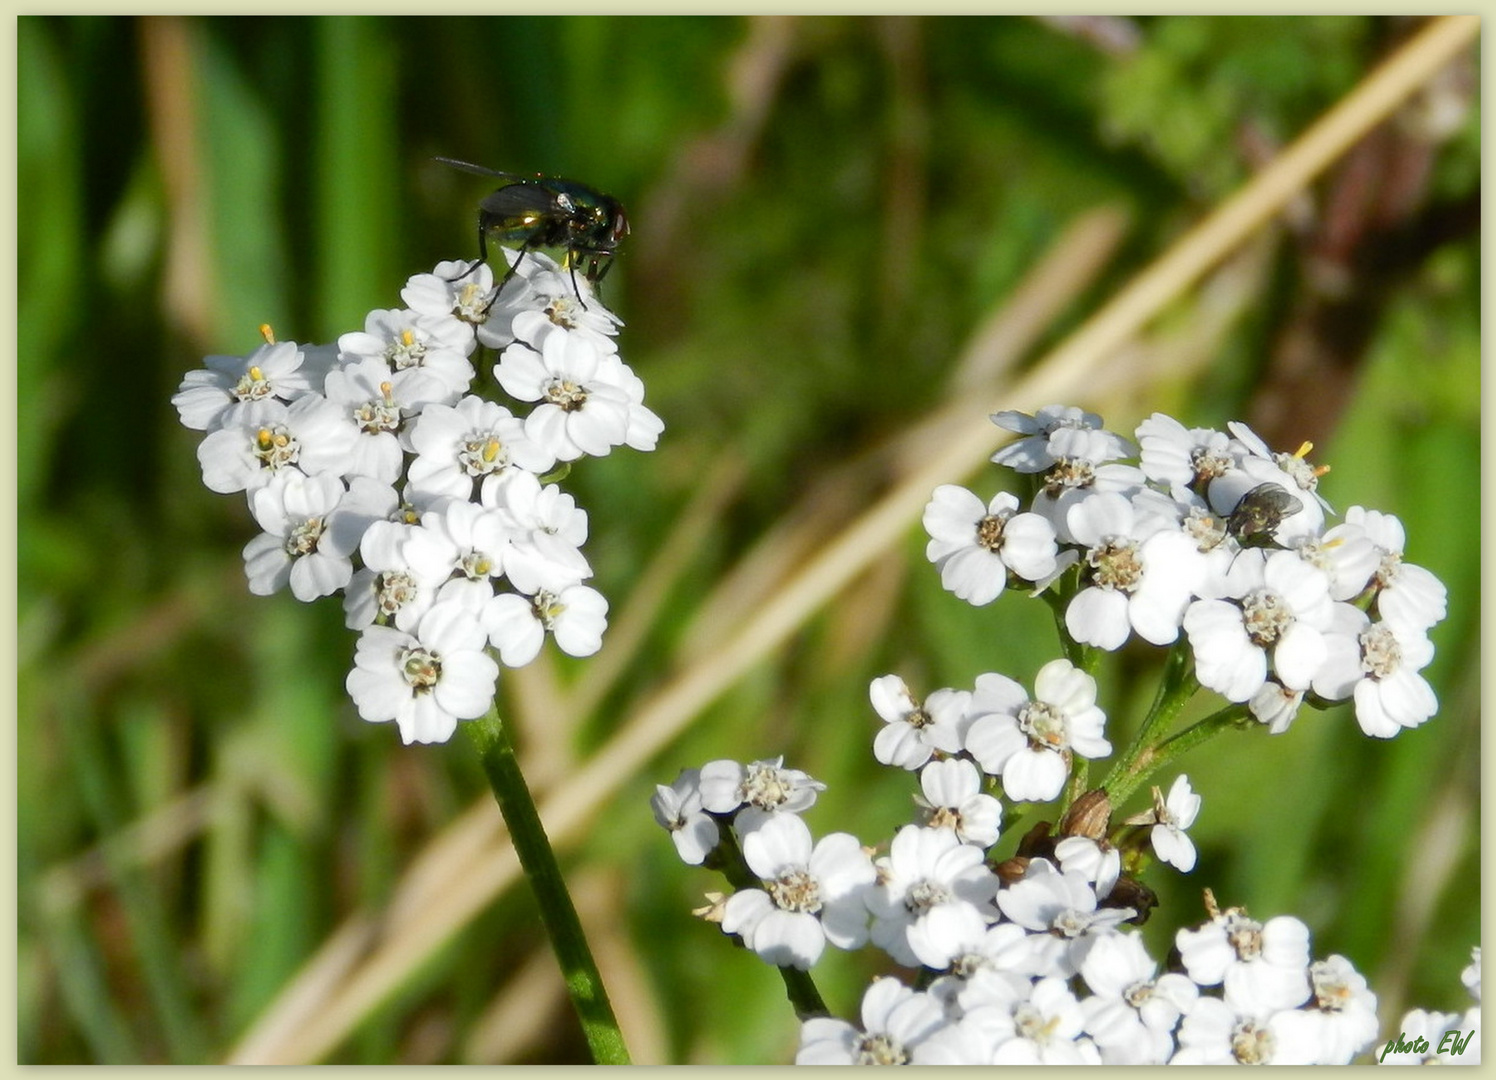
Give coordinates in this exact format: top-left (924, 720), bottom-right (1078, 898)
top-left (1039, 575), bottom-right (1095, 675)
top-left (1058, 759), bottom-right (1088, 820)
top-left (711, 819), bottom-right (829, 1021)
top-left (466, 707), bottom-right (631, 1065)
top-left (1104, 702), bottom-right (1253, 808)
top-left (1101, 641), bottom-right (1199, 802)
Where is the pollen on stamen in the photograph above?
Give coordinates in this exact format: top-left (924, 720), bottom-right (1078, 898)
top-left (247, 366), bottom-right (264, 382)
top-left (482, 438), bottom-right (502, 463)
top-left (259, 324), bottom-right (276, 345)
top-left (400, 329), bottom-right (416, 348)
top-left (256, 428), bottom-right (274, 450)
top-left (1293, 441), bottom-right (1315, 459)
top-left (380, 381), bottom-right (395, 404)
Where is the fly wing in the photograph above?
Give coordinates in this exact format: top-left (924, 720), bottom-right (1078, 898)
top-left (478, 182), bottom-right (559, 219)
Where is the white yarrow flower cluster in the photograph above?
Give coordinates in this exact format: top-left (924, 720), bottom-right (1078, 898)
top-left (650, 740), bottom-right (1386, 1063)
top-left (650, 664), bottom-right (1218, 1064)
top-left (650, 405), bottom-right (1458, 1065)
top-left (937, 407), bottom-right (1448, 740)
top-left (175, 252), bottom-right (661, 745)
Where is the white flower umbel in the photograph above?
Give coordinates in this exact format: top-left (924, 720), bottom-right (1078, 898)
top-left (405, 395), bottom-right (555, 502)
top-left (1314, 603), bottom-right (1438, 738)
top-left (796, 977), bottom-right (948, 1064)
top-left (402, 259), bottom-right (499, 328)
top-left (1026, 426), bottom-right (1147, 545)
top-left (866, 824), bottom-right (1000, 969)
top-left (345, 598), bottom-right (500, 745)
top-left (477, 250), bottom-right (623, 352)
top-left (915, 758), bottom-right (1002, 848)
top-left (1063, 491), bottom-right (1204, 649)
top-left (196, 394), bottom-right (359, 495)
top-left (419, 498), bottom-right (511, 610)
top-left (1248, 680), bottom-right (1306, 734)
top-left (1079, 931), bottom-right (1198, 1065)
top-left (343, 518), bottom-right (449, 632)
top-left (995, 858), bottom-right (1134, 978)
top-left (1272, 954), bottom-right (1380, 1064)
top-left (928, 920), bottom-right (1034, 993)
top-left (719, 813), bottom-right (875, 970)
top-left (242, 471), bottom-right (376, 601)
top-left (1170, 995), bottom-right (1320, 1065)
top-left (322, 356), bottom-right (445, 486)
top-left (336, 307), bottom-right (476, 403)
top-left (697, 757), bottom-right (825, 817)
top-left (922, 486), bottom-right (1058, 605)
top-left (480, 469), bottom-right (592, 594)
top-left (1053, 836), bottom-right (1120, 899)
top-left (1138, 774), bottom-right (1201, 873)
top-left (167, 238), bottom-right (666, 1063)
top-left (643, 403), bottom-right (1460, 1065)
top-left (613, 359), bottom-right (665, 453)
top-left (1183, 548), bottom-right (1334, 703)
top-left (1291, 517), bottom-right (1380, 602)
top-left (482, 581), bottom-right (608, 667)
top-left (173, 339), bottom-right (324, 432)
top-left (956, 976), bottom-right (1103, 1065)
top-left (1176, 908), bottom-right (1312, 1016)
top-left (650, 768), bottom-right (719, 866)
top-left (179, 248), bottom-right (661, 1053)
top-left (963, 660), bottom-right (1111, 803)
top-left (868, 675), bottom-right (972, 771)
top-left (1135, 412), bottom-right (1234, 488)
top-left (990, 405), bottom-right (1129, 473)
top-left (1345, 505), bottom-right (1450, 633)
top-left (494, 330), bottom-right (639, 462)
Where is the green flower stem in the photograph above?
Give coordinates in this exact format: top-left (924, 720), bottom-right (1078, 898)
top-left (1101, 641), bottom-right (1198, 801)
top-left (466, 707), bottom-right (631, 1065)
top-left (1104, 702), bottom-right (1253, 808)
top-left (1039, 582), bottom-right (1095, 675)
top-left (1058, 759), bottom-right (1088, 819)
top-left (713, 820), bottom-right (829, 1020)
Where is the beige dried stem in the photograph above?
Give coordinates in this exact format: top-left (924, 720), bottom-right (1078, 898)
top-left (138, 17), bottom-right (216, 349)
top-left (227, 14), bottom-right (1479, 1064)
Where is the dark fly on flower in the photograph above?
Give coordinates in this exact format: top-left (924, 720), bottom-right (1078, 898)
top-left (1226, 482), bottom-right (1303, 548)
top-left (433, 156), bottom-right (629, 312)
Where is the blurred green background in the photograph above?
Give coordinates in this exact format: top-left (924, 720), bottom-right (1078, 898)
top-left (17, 15), bottom-right (1480, 1064)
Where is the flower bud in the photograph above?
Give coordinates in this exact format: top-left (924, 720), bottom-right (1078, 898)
top-left (1059, 788), bottom-right (1112, 840)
